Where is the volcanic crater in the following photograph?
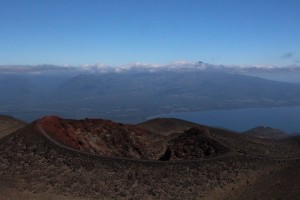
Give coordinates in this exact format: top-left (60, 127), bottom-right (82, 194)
top-left (37, 116), bottom-right (231, 161)
top-left (1, 115), bottom-right (300, 199)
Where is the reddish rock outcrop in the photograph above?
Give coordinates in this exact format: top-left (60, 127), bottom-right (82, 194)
top-left (36, 116), bottom-right (234, 161)
top-left (38, 116), bottom-right (166, 160)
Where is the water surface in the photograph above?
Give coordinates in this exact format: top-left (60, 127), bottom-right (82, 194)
top-left (161, 106), bottom-right (300, 133)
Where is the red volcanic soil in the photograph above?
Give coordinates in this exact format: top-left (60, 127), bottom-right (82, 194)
top-left (37, 116), bottom-right (233, 161)
top-left (37, 116), bottom-right (166, 160)
top-left (33, 116), bottom-right (300, 161)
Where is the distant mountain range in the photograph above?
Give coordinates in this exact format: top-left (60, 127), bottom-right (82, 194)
top-left (243, 126), bottom-right (289, 139)
top-left (1, 62), bottom-right (300, 122)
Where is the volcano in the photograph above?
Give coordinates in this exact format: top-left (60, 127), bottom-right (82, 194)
top-left (0, 116), bottom-right (299, 199)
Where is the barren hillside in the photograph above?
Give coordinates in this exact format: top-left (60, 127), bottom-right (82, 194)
top-left (0, 115), bottom-right (26, 139)
top-left (0, 116), bottom-right (299, 199)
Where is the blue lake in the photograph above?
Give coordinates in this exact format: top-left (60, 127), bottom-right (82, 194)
top-left (161, 106), bottom-right (300, 133)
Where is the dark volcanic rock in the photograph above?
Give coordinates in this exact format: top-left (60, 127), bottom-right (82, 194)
top-left (0, 116), bottom-right (300, 199)
top-left (166, 127), bottom-right (231, 160)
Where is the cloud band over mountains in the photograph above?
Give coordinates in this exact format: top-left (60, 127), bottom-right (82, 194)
top-left (0, 62), bottom-right (300, 74)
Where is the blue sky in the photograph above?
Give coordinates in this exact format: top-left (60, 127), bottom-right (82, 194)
top-left (0, 0), bottom-right (299, 66)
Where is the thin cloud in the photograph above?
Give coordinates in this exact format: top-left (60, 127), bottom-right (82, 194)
top-left (281, 52), bottom-right (294, 59)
